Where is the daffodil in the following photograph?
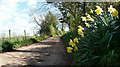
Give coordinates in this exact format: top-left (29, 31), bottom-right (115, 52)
top-left (78, 26), bottom-right (84, 35)
top-left (67, 47), bottom-right (73, 53)
top-left (74, 37), bottom-right (79, 43)
top-left (69, 39), bottom-right (74, 45)
top-left (81, 17), bottom-right (86, 21)
top-left (86, 14), bottom-right (92, 21)
top-left (90, 17), bottom-right (94, 22)
top-left (87, 18), bottom-right (90, 21)
top-left (72, 43), bottom-right (76, 47)
top-left (108, 5), bottom-right (114, 13)
top-left (87, 14), bottom-right (91, 18)
top-left (96, 6), bottom-right (100, 9)
top-left (90, 9), bottom-right (93, 13)
top-left (95, 6), bottom-right (103, 15)
top-left (78, 26), bottom-right (84, 30)
top-left (74, 45), bottom-right (78, 51)
top-left (112, 9), bottom-right (118, 16)
top-left (85, 23), bottom-right (89, 27)
top-left (78, 29), bottom-right (83, 35)
top-left (81, 33), bottom-right (84, 37)
top-left (85, 13), bottom-right (88, 15)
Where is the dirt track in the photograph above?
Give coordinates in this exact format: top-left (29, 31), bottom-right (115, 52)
top-left (0, 36), bottom-right (71, 66)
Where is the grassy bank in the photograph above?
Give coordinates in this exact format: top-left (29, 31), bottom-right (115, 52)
top-left (0, 35), bottom-right (50, 52)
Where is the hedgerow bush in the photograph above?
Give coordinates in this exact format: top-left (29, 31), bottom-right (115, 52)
top-left (62, 5), bottom-right (120, 66)
top-left (2, 41), bottom-right (13, 52)
top-left (1, 35), bottom-right (50, 52)
top-left (0, 44), bottom-right (2, 51)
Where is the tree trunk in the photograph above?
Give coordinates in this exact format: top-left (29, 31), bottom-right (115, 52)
top-left (61, 23), bottom-right (64, 31)
top-left (83, 2), bottom-right (86, 16)
top-left (68, 23), bottom-right (71, 31)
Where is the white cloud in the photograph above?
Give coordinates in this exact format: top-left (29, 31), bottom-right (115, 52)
top-left (22, 9), bottom-right (29, 12)
top-left (0, 22), bottom-right (3, 33)
top-left (5, 12), bottom-right (37, 35)
top-left (0, 0), bottom-right (38, 37)
top-left (28, 0), bottom-right (37, 8)
top-left (3, 17), bottom-right (37, 36)
top-left (21, 13), bottom-right (30, 19)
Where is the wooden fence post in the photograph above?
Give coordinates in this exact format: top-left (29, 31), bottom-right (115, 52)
top-left (24, 30), bottom-right (26, 40)
top-left (9, 30), bottom-right (11, 41)
top-left (33, 31), bottom-right (35, 36)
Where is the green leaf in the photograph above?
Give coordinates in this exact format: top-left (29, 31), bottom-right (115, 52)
top-left (80, 59), bottom-right (90, 62)
top-left (91, 56), bottom-right (99, 60)
top-left (109, 35), bottom-right (113, 43)
top-left (111, 50), bottom-right (114, 55)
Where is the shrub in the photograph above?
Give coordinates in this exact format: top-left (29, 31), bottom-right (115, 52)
top-left (12, 41), bottom-right (21, 48)
top-left (2, 41), bottom-right (13, 52)
top-left (1, 35), bottom-right (50, 52)
top-left (0, 44), bottom-right (2, 51)
top-left (49, 25), bottom-right (56, 35)
top-left (29, 38), bottom-right (37, 43)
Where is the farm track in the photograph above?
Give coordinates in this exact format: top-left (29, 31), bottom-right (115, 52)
top-left (0, 36), bottom-right (71, 67)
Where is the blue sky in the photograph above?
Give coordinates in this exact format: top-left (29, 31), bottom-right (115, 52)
top-left (0, 0), bottom-right (69, 37)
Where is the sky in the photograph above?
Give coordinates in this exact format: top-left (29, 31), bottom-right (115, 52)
top-left (0, 0), bottom-right (69, 37)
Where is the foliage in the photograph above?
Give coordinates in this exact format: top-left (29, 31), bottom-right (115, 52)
top-left (29, 38), bottom-right (38, 43)
top-left (62, 5), bottom-right (120, 66)
top-left (54, 2), bottom-right (97, 31)
top-left (40, 11), bottom-right (59, 35)
top-left (1, 36), bottom-right (35, 43)
top-left (1, 35), bottom-right (50, 52)
top-left (2, 41), bottom-right (13, 52)
top-left (49, 25), bottom-right (56, 35)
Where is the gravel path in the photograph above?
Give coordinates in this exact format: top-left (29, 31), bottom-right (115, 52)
top-left (0, 36), bottom-right (71, 67)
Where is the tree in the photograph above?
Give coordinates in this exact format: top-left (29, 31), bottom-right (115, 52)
top-left (53, 2), bottom-right (97, 31)
top-left (46, 2), bottom-right (120, 31)
top-left (40, 11), bottom-right (58, 35)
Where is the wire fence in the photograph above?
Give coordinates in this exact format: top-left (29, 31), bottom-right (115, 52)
top-left (0, 30), bottom-right (36, 44)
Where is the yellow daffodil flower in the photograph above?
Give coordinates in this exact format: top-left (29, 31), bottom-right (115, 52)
top-left (95, 6), bottom-right (103, 15)
top-left (67, 47), bottom-right (73, 53)
top-left (108, 5), bottom-right (114, 13)
top-left (78, 26), bottom-right (84, 35)
top-left (78, 32), bottom-right (83, 35)
top-left (72, 43), bottom-right (76, 47)
top-left (69, 39), bottom-right (74, 45)
top-left (74, 37), bottom-right (79, 43)
top-left (85, 13), bottom-right (88, 15)
top-left (85, 23), bottom-right (89, 27)
top-left (90, 9), bottom-right (93, 13)
top-left (81, 17), bottom-right (86, 21)
top-left (112, 9), bottom-right (118, 16)
top-left (87, 17), bottom-right (90, 21)
top-left (78, 29), bottom-right (83, 35)
top-left (96, 6), bottom-right (100, 9)
top-left (90, 17), bottom-right (94, 22)
top-left (74, 45), bottom-right (78, 51)
top-left (81, 33), bottom-right (84, 37)
top-left (87, 14), bottom-right (91, 18)
top-left (86, 14), bottom-right (92, 21)
top-left (78, 26), bottom-right (84, 30)
top-left (78, 29), bottom-right (83, 33)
